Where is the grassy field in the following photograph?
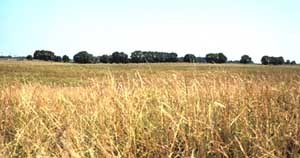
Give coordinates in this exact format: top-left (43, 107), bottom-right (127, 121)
top-left (0, 61), bottom-right (299, 157)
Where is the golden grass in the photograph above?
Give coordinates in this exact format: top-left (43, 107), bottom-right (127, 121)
top-left (0, 61), bottom-right (300, 157)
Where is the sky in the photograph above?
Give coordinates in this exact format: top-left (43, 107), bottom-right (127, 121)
top-left (1, 0), bottom-right (300, 63)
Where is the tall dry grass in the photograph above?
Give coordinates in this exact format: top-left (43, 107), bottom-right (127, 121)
top-left (0, 64), bottom-right (300, 157)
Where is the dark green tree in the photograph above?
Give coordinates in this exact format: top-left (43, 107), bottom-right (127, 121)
top-left (130, 51), bottom-right (178, 63)
top-left (100, 55), bottom-right (112, 63)
top-left (183, 54), bottom-right (196, 63)
top-left (130, 51), bottom-right (144, 63)
top-left (62, 55), bottom-right (70, 62)
top-left (111, 52), bottom-right (128, 63)
top-left (240, 55), bottom-right (253, 64)
top-left (217, 53), bottom-right (227, 63)
top-left (73, 51), bottom-right (94, 64)
top-left (206, 53), bottom-right (217, 63)
top-left (285, 60), bottom-right (291, 65)
top-left (275, 57), bottom-right (285, 65)
top-left (205, 53), bottom-right (227, 63)
top-left (261, 56), bottom-right (270, 65)
top-left (261, 56), bottom-right (285, 65)
top-left (33, 50), bottom-right (56, 61)
top-left (54, 56), bottom-right (62, 62)
top-left (168, 53), bottom-right (178, 62)
top-left (26, 55), bottom-right (33, 60)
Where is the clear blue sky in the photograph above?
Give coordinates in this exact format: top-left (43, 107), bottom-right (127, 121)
top-left (1, 0), bottom-right (300, 62)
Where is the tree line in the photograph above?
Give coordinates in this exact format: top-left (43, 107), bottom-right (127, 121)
top-left (27, 50), bottom-right (70, 62)
top-left (27, 50), bottom-right (297, 65)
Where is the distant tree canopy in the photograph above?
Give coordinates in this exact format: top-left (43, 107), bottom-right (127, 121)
top-left (205, 53), bottom-right (227, 63)
top-left (261, 56), bottom-right (285, 65)
top-left (73, 51), bottom-right (94, 64)
top-left (240, 55), bottom-right (253, 64)
top-left (285, 59), bottom-right (297, 65)
top-left (130, 51), bottom-right (178, 63)
top-left (0, 55), bottom-right (12, 58)
top-left (183, 54), bottom-right (196, 63)
top-left (26, 55), bottom-right (33, 60)
top-left (62, 55), bottom-right (70, 62)
top-left (33, 50), bottom-right (55, 61)
top-left (112, 52), bottom-right (128, 63)
top-left (22, 49), bottom-right (297, 65)
top-left (54, 56), bottom-right (62, 62)
top-left (99, 55), bottom-right (112, 63)
top-left (227, 60), bottom-right (240, 64)
top-left (196, 57), bottom-right (207, 63)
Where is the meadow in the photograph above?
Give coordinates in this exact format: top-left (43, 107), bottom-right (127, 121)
top-left (0, 61), bottom-right (299, 158)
